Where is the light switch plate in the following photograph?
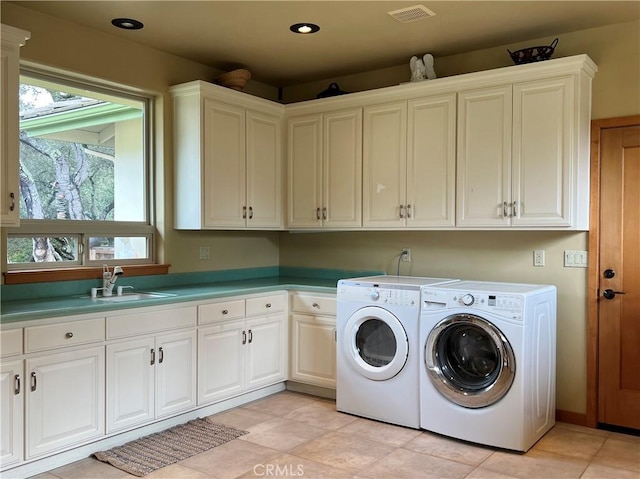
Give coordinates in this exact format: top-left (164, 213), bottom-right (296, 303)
top-left (564, 250), bottom-right (588, 267)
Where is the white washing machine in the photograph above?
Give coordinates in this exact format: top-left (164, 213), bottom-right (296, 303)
top-left (420, 281), bottom-right (557, 451)
top-left (337, 275), bottom-right (459, 429)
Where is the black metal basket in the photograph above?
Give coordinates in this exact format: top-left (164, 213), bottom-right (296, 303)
top-left (508, 38), bottom-right (558, 65)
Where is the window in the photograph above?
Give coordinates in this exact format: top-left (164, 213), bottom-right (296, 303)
top-left (6, 70), bottom-right (154, 269)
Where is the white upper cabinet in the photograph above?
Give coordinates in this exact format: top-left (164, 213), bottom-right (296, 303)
top-left (457, 64), bottom-right (594, 229)
top-left (456, 86), bottom-right (513, 227)
top-left (171, 81), bottom-right (284, 230)
top-left (287, 108), bottom-right (362, 229)
top-left (173, 55), bottom-right (595, 232)
top-left (363, 102), bottom-right (407, 227)
top-left (0, 25), bottom-right (30, 227)
top-left (363, 93), bottom-right (456, 228)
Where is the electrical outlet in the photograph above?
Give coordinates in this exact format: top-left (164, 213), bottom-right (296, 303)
top-left (401, 248), bottom-right (411, 262)
top-left (533, 250), bottom-right (545, 267)
top-left (199, 246), bottom-right (210, 260)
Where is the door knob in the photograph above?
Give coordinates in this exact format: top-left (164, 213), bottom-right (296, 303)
top-left (603, 269), bottom-right (616, 279)
top-left (603, 289), bottom-right (626, 300)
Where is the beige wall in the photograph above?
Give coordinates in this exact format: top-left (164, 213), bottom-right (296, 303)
top-left (279, 19), bottom-right (640, 415)
top-left (2, 3), bottom-right (639, 415)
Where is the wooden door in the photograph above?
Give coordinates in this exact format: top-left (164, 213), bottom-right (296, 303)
top-left (597, 123), bottom-right (640, 430)
top-left (0, 359), bottom-right (23, 468)
top-left (246, 314), bottom-right (287, 389)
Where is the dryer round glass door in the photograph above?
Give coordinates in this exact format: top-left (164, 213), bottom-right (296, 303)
top-left (343, 306), bottom-right (408, 381)
top-left (424, 313), bottom-right (515, 408)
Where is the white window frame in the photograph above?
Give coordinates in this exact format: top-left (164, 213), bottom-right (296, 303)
top-left (6, 65), bottom-right (155, 270)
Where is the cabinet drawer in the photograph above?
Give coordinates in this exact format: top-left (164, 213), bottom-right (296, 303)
top-left (199, 299), bottom-right (245, 325)
top-left (291, 294), bottom-right (336, 315)
top-left (25, 318), bottom-right (105, 353)
top-left (1, 328), bottom-right (23, 357)
top-left (107, 306), bottom-right (197, 339)
top-left (246, 293), bottom-right (286, 317)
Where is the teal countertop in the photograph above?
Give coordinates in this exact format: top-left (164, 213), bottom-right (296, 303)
top-left (0, 267), bottom-right (383, 324)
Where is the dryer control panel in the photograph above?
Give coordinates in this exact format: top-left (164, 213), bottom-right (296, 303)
top-left (338, 285), bottom-right (420, 308)
top-left (422, 289), bottom-right (524, 320)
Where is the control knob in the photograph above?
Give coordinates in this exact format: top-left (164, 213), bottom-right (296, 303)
top-left (461, 294), bottom-right (475, 306)
top-left (370, 290), bottom-right (380, 301)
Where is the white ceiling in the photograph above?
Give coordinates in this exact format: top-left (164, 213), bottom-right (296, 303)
top-left (8, 1), bottom-right (640, 87)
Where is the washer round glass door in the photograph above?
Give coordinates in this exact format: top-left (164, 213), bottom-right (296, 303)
top-left (343, 306), bottom-right (408, 381)
top-left (425, 313), bottom-right (515, 408)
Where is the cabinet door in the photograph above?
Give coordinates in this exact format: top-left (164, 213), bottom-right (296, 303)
top-left (290, 313), bottom-right (336, 388)
top-left (323, 108), bottom-right (362, 228)
top-left (512, 77), bottom-right (573, 227)
top-left (246, 314), bottom-right (287, 389)
top-left (26, 347), bottom-right (105, 459)
top-left (363, 102), bottom-right (407, 227)
top-left (457, 86), bottom-right (512, 227)
top-left (198, 319), bottom-right (245, 404)
top-left (0, 28), bottom-right (27, 227)
top-left (106, 338), bottom-right (154, 433)
top-left (0, 360), bottom-right (23, 468)
top-left (407, 94), bottom-right (456, 227)
top-left (203, 99), bottom-right (246, 228)
top-left (156, 330), bottom-right (197, 418)
top-left (287, 115), bottom-right (323, 228)
top-left (246, 109), bottom-right (282, 228)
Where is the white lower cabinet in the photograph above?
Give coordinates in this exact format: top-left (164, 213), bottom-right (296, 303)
top-left (198, 293), bottom-right (287, 405)
top-left (106, 306), bottom-right (197, 434)
top-left (0, 359), bottom-right (23, 468)
top-left (289, 293), bottom-right (337, 389)
top-left (26, 346), bottom-right (105, 459)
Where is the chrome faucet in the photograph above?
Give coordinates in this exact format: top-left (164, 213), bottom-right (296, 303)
top-left (102, 265), bottom-right (124, 297)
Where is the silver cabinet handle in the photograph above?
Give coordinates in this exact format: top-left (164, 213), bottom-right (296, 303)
top-left (30, 372), bottom-right (37, 392)
top-left (266, 303), bottom-right (272, 309)
top-left (9, 192), bottom-right (15, 211)
top-left (14, 374), bottom-right (21, 395)
top-left (248, 329), bottom-right (253, 344)
top-left (159, 347), bottom-right (164, 364)
top-left (249, 206), bottom-right (253, 219)
top-left (503, 201), bottom-right (509, 218)
top-left (316, 207), bottom-right (321, 220)
top-left (65, 332), bottom-right (74, 339)
top-left (399, 205), bottom-right (404, 218)
top-left (512, 201), bottom-right (518, 217)
top-left (322, 207), bottom-right (327, 220)
top-left (406, 204), bottom-right (412, 218)
top-left (242, 330), bottom-right (247, 345)
top-left (312, 302), bottom-right (319, 309)
top-left (222, 309), bottom-right (229, 315)
top-left (150, 348), bottom-right (155, 365)
top-left (242, 206), bottom-right (247, 219)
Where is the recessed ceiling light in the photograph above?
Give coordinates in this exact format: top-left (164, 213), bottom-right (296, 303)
top-left (111, 18), bottom-right (144, 30)
top-left (290, 23), bottom-right (320, 34)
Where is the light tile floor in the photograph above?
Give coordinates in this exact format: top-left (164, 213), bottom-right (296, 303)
top-left (30, 391), bottom-right (640, 479)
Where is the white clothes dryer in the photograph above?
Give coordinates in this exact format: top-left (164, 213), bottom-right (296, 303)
top-left (337, 275), bottom-right (458, 429)
top-left (420, 281), bottom-right (557, 451)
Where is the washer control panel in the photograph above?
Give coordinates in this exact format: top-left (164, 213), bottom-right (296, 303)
top-left (422, 289), bottom-right (524, 320)
top-left (338, 285), bottom-right (419, 308)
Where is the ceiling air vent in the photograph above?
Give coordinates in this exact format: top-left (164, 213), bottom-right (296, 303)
top-left (388, 5), bottom-right (436, 23)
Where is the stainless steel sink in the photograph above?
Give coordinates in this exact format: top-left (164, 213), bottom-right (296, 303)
top-left (85, 292), bottom-right (176, 302)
